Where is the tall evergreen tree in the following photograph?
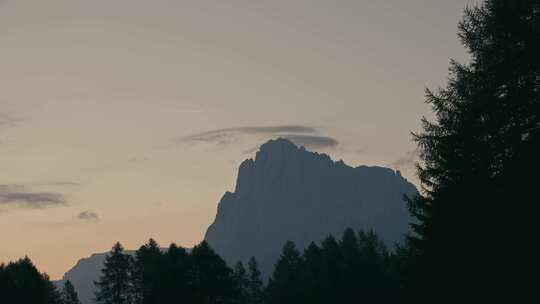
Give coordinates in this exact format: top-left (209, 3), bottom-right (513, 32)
top-left (265, 241), bottom-right (305, 304)
top-left (0, 257), bottom-right (62, 304)
top-left (339, 228), bottom-right (360, 302)
top-left (404, 1), bottom-right (540, 302)
top-left (246, 257), bottom-right (264, 304)
top-left (162, 243), bottom-right (190, 303)
top-left (132, 239), bottom-right (163, 304)
top-left (188, 241), bottom-right (238, 304)
top-left (61, 280), bottom-right (81, 304)
top-left (232, 262), bottom-right (249, 304)
top-left (94, 242), bottom-right (133, 304)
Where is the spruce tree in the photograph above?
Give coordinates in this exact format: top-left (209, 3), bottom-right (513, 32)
top-left (0, 257), bottom-right (62, 304)
top-left (132, 239), bottom-right (163, 304)
top-left (188, 241), bottom-right (238, 304)
top-left (162, 243), bottom-right (190, 303)
top-left (61, 280), bottom-right (81, 304)
top-left (246, 257), bottom-right (264, 304)
top-left (265, 241), bottom-right (305, 304)
top-left (404, 1), bottom-right (540, 302)
top-left (232, 262), bottom-right (248, 304)
top-left (94, 242), bottom-right (133, 304)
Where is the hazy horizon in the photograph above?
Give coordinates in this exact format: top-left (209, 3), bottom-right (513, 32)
top-left (1, 0), bottom-right (477, 279)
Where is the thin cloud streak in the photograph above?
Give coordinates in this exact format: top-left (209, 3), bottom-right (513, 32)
top-left (179, 125), bottom-right (317, 144)
top-left (0, 185), bottom-right (66, 209)
top-left (179, 124), bottom-right (338, 151)
top-left (282, 135), bottom-right (338, 150)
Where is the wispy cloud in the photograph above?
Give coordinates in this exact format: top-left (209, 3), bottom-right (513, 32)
top-left (179, 124), bottom-right (338, 151)
top-left (32, 181), bottom-right (80, 187)
top-left (281, 135), bottom-right (338, 150)
top-left (0, 185), bottom-right (66, 209)
top-left (77, 211), bottom-right (100, 222)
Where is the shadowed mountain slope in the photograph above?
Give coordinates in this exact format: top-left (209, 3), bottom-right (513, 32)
top-left (205, 138), bottom-right (417, 276)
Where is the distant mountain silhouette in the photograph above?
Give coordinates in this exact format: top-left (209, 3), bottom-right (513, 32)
top-left (54, 252), bottom-right (119, 304)
top-left (205, 138), bottom-right (417, 276)
top-left (57, 138), bottom-right (417, 303)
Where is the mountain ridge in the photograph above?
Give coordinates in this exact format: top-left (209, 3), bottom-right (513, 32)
top-left (205, 138), bottom-right (417, 276)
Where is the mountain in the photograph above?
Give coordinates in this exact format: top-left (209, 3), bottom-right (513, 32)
top-left (54, 252), bottom-right (123, 304)
top-left (57, 138), bottom-right (417, 303)
top-left (204, 138), bottom-right (417, 276)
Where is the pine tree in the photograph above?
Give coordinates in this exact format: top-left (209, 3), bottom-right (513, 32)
top-left (265, 241), bottom-right (305, 304)
top-left (246, 257), bottom-right (264, 304)
top-left (61, 280), bottom-right (81, 304)
top-left (232, 262), bottom-right (248, 304)
top-left (404, 1), bottom-right (540, 302)
top-left (132, 239), bottom-right (163, 304)
top-left (0, 256), bottom-right (62, 304)
top-left (339, 228), bottom-right (360, 302)
top-left (188, 241), bottom-right (238, 304)
top-left (94, 242), bottom-right (134, 304)
top-left (302, 243), bottom-right (323, 304)
top-left (162, 243), bottom-right (190, 303)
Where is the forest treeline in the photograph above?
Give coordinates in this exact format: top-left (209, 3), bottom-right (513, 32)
top-left (1, 0), bottom-right (538, 303)
top-left (0, 229), bottom-right (397, 304)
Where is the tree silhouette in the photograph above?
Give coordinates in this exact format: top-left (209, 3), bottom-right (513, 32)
top-left (161, 243), bottom-right (190, 303)
top-left (94, 242), bottom-right (133, 304)
top-left (132, 238), bottom-right (163, 304)
top-left (246, 257), bottom-right (264, 304)
top-left (404, 0), bottom-right (540, 302)
top-left (188, 241), bottom-right (238, 304)
top-left (266, 241), bottom-right (305, 304)
top-left (61, 280), bottom-right (81, 304)
top-left (0, 257), bottom-right (62, 304)
top-left (232, 261), bottom-right (249, 304)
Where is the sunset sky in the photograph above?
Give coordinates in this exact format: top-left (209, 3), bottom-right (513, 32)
top-left (0, 0), bottom-right (477, 279)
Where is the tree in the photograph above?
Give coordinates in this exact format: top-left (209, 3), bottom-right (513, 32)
top-left (0, 257), bottom-right (62, 304)
top-left (232, 262), bottom-right (248, 304)
top-left (94, 242), bottom-right (133, 304)
top-left (61, 280), bottom-right (81, 304)
top-left (246, 257), bottom-right (264, 304)
top-left (404, 1), bottom-right (540, 302)
top-left (188, 241), bottom-right (238, 304)
top-left (161, 243), bottom-right (190, 303)
top-left (132, 239), bottom-right (163, 304)
top-left (265, 241), bottom-right (305, 304)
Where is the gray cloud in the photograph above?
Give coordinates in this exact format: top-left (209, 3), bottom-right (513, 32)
top-left (77, 211), bottom-right (100, 222)
top-left (33, 181), bottom-right (80, 187)
top-left (0, 185), bottom-right (66, 209)
top-left (179, 124), bottom-right (338, 150)
top-left (282, 135), bottom-right (338, 150)
top-left (388, 149), bottom-right (420, 169)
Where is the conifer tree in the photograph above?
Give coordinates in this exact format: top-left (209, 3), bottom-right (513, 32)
top-left (162, 243), bottom-right (190, 303)
top-left (61, 280), bottom-right (81, 304)
top-left (233, 261), bottom-right (248, 304)
top-left (0, 257), bottom-right (62, 304)
top-left (265, 241), bottom-right (305, 304)
top-left (132, 239), bottom-right (163, 304)
top-left (404, 1), bottom-right (540, 302)
top-left (94, 242), bottom-right (133, 304)
top-left (246, 257), bottom-right (264, 304)
top-left (188, 241), bottom-right (238, 304)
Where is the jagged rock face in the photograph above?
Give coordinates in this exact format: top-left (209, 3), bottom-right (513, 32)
top-left (204, 138), bottom-right (417, 276)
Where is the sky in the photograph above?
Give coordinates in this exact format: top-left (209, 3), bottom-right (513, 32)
top-left (0, 0), bottom-right (479, 279)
